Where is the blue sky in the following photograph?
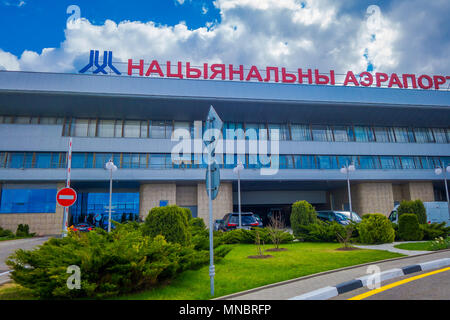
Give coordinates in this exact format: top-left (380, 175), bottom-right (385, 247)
top-left (0, 0), bottom-right (449, 75)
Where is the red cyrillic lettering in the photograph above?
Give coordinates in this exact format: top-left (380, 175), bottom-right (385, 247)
top-left (330, 70), bottom-right (336, 85)
top-left (166, 61), bottom-right (183, 79)
top-left (203, 63), bottom-right (208, 79)
top-left (433, 75), bottom-right (446, 90)
top-left (186, 62), bottom-right (202, 79)
top-left (343, 71), bottom-right (359, 86)
top-left (246, 66), bottom-right (263, 82)
top-left (229, 64), bottom-right (244, 81)
top-left (402, 74), bottom-right (417, 89)
top-left (210, 64), bottom-right (226, 80)
top-left (264, 67), bottom-right (279, 82)
top-left (375, 72), bottom-right (389, 87)
top-left (418, 75), bottom-right (433, 90)
top-left (145, 60), bottom-right (164, 77)
top-left (298, 69), bottom-right (313, 84)
top-left (128, 59), bottom-right (144, 76)
top-left (359, 72), bottom-right (373, 87)
top-left (281, 68), bottom-right (296, 83)
top-left (388, 73), bottom-right (403, 88)
top-left (315, 69), bottom-right (330, 85)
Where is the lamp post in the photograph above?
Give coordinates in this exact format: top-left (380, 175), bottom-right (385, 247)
top-left (233, 160), bottom-right (244, 228)
top-left (340, 163), bottom-right (356, 221)
top-left (105, 159), bottom-right (117, 233)
top-left (434, 165), bottom-right (450, 219)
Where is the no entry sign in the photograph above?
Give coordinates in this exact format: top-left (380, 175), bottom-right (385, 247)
top-left (56, 187), bottom-right (77, 207)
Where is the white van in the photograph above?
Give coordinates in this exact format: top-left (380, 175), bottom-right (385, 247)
top-left (388, 202), bottom-right (450, 226)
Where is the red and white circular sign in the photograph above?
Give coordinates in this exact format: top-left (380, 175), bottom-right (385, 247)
top-left (56, 187), bottom-right (77, 207)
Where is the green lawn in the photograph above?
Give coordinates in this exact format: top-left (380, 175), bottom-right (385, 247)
top-left (394, 241), bottom-right (433, 251)
top-left (118, 242), bottom-right (403, 300)
top-left (0, 242), bottom-right (404, 300)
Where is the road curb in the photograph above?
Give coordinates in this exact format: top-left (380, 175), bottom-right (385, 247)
top-left (288, 257), bottom-right (450, 300)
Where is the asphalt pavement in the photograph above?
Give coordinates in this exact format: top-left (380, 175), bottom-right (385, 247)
top-left (332, 267), bottom-right (450, 300)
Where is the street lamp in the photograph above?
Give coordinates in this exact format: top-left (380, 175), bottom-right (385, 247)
top-left (340, 163), bottom-right (356, 221)
top-left (233, 160), bottom-right (244, 228)
top-left (434, 165), bottom-right (450, 219)
top-left (105, 159), bottom-right (118, 232)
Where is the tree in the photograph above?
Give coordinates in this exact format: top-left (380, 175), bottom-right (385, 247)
top-left (397, 200), bottom-right (427, 224)
top-left (266, 212), bottom-right (286, 250)
top-left (290, 200), bottom-right (317, 239)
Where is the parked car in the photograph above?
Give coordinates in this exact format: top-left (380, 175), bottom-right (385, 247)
top-left (219, 212), bottom-right (259, 231)
top-left (316, 211), bottom-right (351, 225)
top-left (214, 219), bottom-right (224, 231)
top-left (334, 211), bottom-right (362, 223)
top-left (71, 223), bottom-right (95, 232)
top-left (254, 214), bottom-right (264, 227)
top-left (389, 202), bottom-right (450, 226)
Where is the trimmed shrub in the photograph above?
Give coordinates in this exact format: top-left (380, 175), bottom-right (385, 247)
top-left (142, 205), bottom-right (191, 246)
top-left (295, 221), bottom-right (345, 242)
top-left (0, 226), bottom-right (15, 239)
top-left (357, 213), bottom-right (395, 244)
top-left (420, 222), bottom-right (450, 240)
top-left (290, 201), bottom-right (317, 238)
top-left (16, 224), bottom-right (35, 238)
top-left (398, 214), bottom-right (423, 241)
top-left (217, 228), bottom-right (294, 245)
top-left (397, 200), bottom-right (427, 224)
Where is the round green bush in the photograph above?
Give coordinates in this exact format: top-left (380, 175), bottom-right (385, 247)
top-left (290, 200), bottom-right (317, 238)
top-left (397, 200), bottom-right (427, 224)
top-left (357, 213), bottom-right (395, 244)
top-left (398, 213), bottom-right (423, 241)
top-left (143, 205), bottom-right (191, 245)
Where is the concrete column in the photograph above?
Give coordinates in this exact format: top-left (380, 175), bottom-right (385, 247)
top-left (197, 182), bottom-right (233, 226)
top-left (351, 182), bottom-right (394, 216)
top-left (139, 183), bottom-right (176, 221)
top-left (407, 181), bottom-right (435, 202)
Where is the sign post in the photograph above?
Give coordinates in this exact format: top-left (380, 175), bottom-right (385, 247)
top-left (204, 106), bottom-right (223, 297)
top-left (61, 138), bottom-right (74, 237)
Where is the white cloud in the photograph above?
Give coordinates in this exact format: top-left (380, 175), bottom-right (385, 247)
top-left (0, 0), bottom-right (448, 77)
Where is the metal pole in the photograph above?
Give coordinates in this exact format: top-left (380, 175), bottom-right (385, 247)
top-left (238, 169), bottom-right (242, 228)
top-left (108, 168), bottom-right (112, 233)
top-left (444, 169), bottom-right (450, 220)
top-left (208, 160), bottom-right (215, 296)
top-left (62, 138), bottom-right (72, 237)
top-left (347, 168), bottom-right (353, 221)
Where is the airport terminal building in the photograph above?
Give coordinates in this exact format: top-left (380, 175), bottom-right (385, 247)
top-left (0, 63), bottom-right (449, 235)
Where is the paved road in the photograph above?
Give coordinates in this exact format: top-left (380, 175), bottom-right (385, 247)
top-left (0, 237), bottom-right (50, 284)
top-left (332, 267), bottom-right (450, 300)
top-left (218, 250), bottom-right (450, 300)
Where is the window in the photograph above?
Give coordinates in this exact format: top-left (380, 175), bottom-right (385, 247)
top-left (332, 126), bottom-right (349, 142)
top-left (71, 153), bottom-right (86, 168)
top-left (311, 125), bottom-right (332, 142)
top-left (73, 119), bottom-right (89, 136)
top-left (15, 116), bottom-right (30, 124)
top-left (268, 124), bottom-right (289, 140)
top-left (97, 120), bottom-right (115, 138)
top-left (150, 121), bottom-right (167, 139)
top-left (359, 156), bottom-right (379, 169)
top-left (400, 157), bottom-right (416, 169)
top-left (8, 153), bottom-right (24, 168)
top-left (414, 128), bottom-right (434, 143)
top-left (124, 120), bottom-right (141, 138)
top-left (115, 120), bottom-right (123, 137)
top-left (373, 127), bottom-right (394, 142)
top-left (35, 153), bottom-right (52, 168)
top-left (354, 126), bottom-right (375, 142)
top-left (432, 128), bottom-right (448, 143)
top-left (279, 155), bottom-right (294, 169)
top-left (294, 155), bottom-right (316, 169)
top-left (149, 154), bottom-right (166, 169)
top-left (291, 124), bottom-right (312, 141)
top-left (380, 156), bottom-right (396, 169)
top-left (317, 156), bottom-right (338, 169)
top-left (0, 189), bottom-right (57, 213)
top-left (140, 121), bottom-right (148, 138)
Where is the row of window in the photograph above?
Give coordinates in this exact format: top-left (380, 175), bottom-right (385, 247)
top-left (0, 152), bottom-right (448, 170)
top-left (1, 116), bottom-right (449, 144)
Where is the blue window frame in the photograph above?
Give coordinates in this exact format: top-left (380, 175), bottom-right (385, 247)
top-left (0, 189), bottom-right (56, 213)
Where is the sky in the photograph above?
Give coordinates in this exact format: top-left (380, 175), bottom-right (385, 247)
top-left (0, 0), bottom-right (449, 76)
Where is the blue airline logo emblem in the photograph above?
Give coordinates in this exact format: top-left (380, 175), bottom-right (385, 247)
top-left (79, 50), bottom-right (121, 75)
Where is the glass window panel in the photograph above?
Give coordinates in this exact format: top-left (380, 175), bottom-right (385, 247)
top-left (140, 154), bottom-right (147, 168)
top-left (333, 126), bottom-right (349, 142)
top-left (23, 153), bottom-right (33, 168)
top-left (311, 125), bottom-right (332, 142)
top-left (124, 120), bottom-right (140, 138)
top-left (432, 128), bottom-right (447, 143)
top-left (3, 116), bottom-right (13, 124)
top-left (35, 153), bottom-right (52, 168)
top-left (50, 153), bottom-right (60, 169)
top-left (150, 121), bottom-right (166, 139)
top-left (8, 153), bottom-right (24, 168)
top-left (296, 155), bottom-right (316, 169)
top-left (115, 120), bottom-right (123, 137)
top-left (394, 127), bottom-right (409, 143)
top-left (317, 156), bottom-right (332, 169)
top-left (30, 117), bottom-right (39, 124)
top-left (359, 156), bottom-right (377, 169)
top-left (71, 153), bottom-right (86, 168)
top-left (0, 152), bottom-right (6, 168)
top-left (414, 128), bottom-right (434, 143)
top-left (380, 156), bottom-right (396, 169)
top-left (149, 154), bottom-right (165, 168)
top-left (15, 116), bottom-right (30, 124)
top-left (373, 127), bottom-right (391, 142)
top-left (0, 189), bottom-right (56, 213)
top-left (401, 157), bottom-right (416, 169)
top-left (140, 121), bottom-right (148, 138)
top-left (122, 154), bottom-right (131, 168)
top-left (291, 124), bottom-right (311, 141)
top-left (97, 120), bottom-right (115, 137)
top-left (354, 126), bottom-right (374, 142)
top-left (73, 119), bottom-right (89, 137)
top-left (87, 119), bottom-right (97, 137)
top-left (40, 117), bottom-right (57, 125)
